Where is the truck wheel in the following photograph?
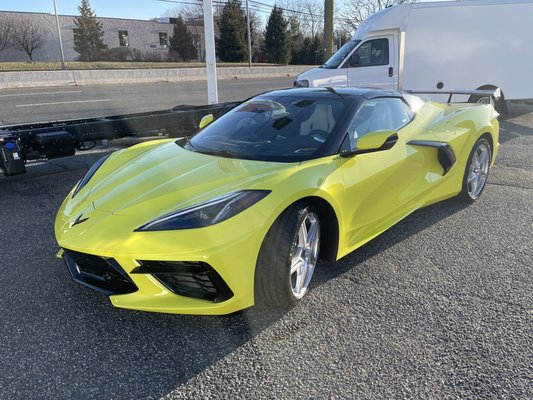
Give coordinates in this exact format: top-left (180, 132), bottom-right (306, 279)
top-left (255, 203), bottom-right (320, 308)
top-left (468, 86), bottom-right (506, 114)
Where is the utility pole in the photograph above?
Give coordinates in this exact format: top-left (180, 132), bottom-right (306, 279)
top-left (245, 0), bottom-right (252, 67)
top-left (53, 0), bottom-right (66, 70)
top-left (203, 0), bottom-right (218, 104)
top-left (324, 0), bottom-right (334, 59)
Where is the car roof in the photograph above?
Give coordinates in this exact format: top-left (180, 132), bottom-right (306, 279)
top-left (258, 87), bottom-right (402, 100)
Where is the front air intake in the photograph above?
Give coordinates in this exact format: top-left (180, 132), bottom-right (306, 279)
top-left (63, 249), bottom-right (138, 296)
top-left (132, 261), bottom-right (234, 303)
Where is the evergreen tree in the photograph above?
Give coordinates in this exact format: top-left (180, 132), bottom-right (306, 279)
top-left (309, 33), bottom-right (324, 65)
top-left (264, 6), bottom-right (291, 64)
top-left (301, 36), bottom-right (314, 64)
top-left (217, 0), bottom-right (247, 62)
top-left (169, 16), bottom-right (197, 61)
top-left (288, 17), bottom-right (304, 65)
top-left (73, 0), bottom-right (106, 61)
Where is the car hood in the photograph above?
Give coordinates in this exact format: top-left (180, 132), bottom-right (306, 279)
top-left (64, 140), bottom-right (294, 221)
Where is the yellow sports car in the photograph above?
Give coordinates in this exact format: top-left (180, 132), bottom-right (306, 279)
top-left (55, 87), bottom-right (499, 315)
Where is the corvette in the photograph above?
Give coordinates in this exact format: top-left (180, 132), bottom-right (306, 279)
top-left (55, 87), bottom-right (499, 315)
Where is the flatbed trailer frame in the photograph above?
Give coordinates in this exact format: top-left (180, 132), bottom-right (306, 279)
top-left (0, 102), bottom-right (239, 177)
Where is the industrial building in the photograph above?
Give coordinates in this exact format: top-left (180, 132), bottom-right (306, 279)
top-left (0, 11), bottom-right (204, 62)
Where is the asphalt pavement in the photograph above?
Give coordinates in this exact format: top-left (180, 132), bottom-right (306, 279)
top-left (0, 90), bottom-right (531, 399)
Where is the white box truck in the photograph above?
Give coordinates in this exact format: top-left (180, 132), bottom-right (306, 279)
top-left (294, 0), bottom-right (533, 110)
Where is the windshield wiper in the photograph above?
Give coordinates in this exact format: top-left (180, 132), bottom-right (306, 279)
top-left (198, 149), bottom-right (239, 158)
top-left (325, 86), bottom-right (344, 99)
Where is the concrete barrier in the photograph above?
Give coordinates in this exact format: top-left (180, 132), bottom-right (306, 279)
top-left (0, 66), bottom-right (313, 89)
top-left (0, 70), bottom-right (75, 88)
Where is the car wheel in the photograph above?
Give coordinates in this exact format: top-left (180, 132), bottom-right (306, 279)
top-left (459, 137), bottom-right (492, 203)
top-left (255, 203), bottom-right (320, 308)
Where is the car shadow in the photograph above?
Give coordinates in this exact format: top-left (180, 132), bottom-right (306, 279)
top-left (0, 155), bottom-right (289, 399)
top-left (498, 102), bottom-right (533, 143)
top-left (311, 198), bottom-right (470, 287)
top-left (43, 202), bottom-right (470, 399)
top-left (2, 149), bottom-right (470, 399)
top-left (499, 119), bottom-right (533, 144)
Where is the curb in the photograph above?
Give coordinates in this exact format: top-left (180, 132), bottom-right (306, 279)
top-left (0, 66), bottom-right (313, 89)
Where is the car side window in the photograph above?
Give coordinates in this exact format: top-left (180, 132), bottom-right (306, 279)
top-left (346, 98), bottom-right (411, 149)
top-left (343, 38), bottom-right (389, 68)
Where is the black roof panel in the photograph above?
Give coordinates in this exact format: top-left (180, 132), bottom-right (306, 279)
top-left (257, 87), bottom-right (401, 100)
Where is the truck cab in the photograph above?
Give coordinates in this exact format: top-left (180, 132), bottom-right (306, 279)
top-left (295, 0), bottom-right (533, 108)
top-left (294, 6), bottom-right (406, 91)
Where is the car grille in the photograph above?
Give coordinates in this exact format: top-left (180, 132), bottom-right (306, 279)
top-left (132, 260), bottom-right (234, 303)
top-left (63, 249), bottom-right (138, 296)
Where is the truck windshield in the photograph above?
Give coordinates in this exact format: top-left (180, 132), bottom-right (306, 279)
top-left (321, 40), bottom-right (361, 69)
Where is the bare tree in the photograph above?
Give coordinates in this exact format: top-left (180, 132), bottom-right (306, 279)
top-left (0, 14), bottom-right (14, 53)
top-left (12, 17), bottom-right (48, 61)
top-left (281, 0), bottom-right (323, 37)
top-left (337, 0), bottom-right (414, 35)
top-left (163, 2), bottom-right (224, 20)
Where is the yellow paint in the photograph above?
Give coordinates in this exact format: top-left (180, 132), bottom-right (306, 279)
top-left (55, 101), bottom-right (499, 315)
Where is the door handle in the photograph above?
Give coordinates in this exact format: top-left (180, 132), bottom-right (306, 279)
top-left (388, 67), bottom-right (393, 77)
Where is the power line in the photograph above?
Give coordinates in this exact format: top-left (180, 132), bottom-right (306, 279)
top-left (156, 0), bottom-right (357, 27)
top-left (157, 0), bottom-right (325, 18)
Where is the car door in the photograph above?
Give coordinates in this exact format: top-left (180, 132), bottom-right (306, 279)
top-left (342, 35), bottom-right (398, 90)
top-left (339, 98), bottom-right (429, 251)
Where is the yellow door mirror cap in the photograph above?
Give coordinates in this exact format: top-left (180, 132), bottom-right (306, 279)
top-left (356, 130), bottom-right (397, 151)
top-left (199, 114), bottom-right (214, 129)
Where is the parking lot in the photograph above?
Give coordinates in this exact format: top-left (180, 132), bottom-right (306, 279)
top-left (0, 99), bottom-right (532, 399)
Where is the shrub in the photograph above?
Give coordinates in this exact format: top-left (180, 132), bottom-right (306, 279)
top-left (97, 47), bottom-right (132, 61)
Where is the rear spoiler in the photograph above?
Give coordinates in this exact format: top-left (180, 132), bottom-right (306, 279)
top-left (404, 89), bottom-right (501, 105)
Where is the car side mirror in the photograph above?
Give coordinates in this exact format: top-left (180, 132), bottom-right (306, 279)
top-left (199, 114), bottom-right (214, 129)
top-left (340, 130), bottom-right (398, 158)
top-left (356, 130), bottom-right (396, 151)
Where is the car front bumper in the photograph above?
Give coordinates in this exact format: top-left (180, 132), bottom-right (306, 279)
top-left (56, 206), bottom-right (271, 315)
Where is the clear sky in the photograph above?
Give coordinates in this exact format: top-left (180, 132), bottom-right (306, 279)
top-left (0, 0), bottom-right (193, 20)
top-left (0, 0), bottom-right (444, 21)
top-left (0, 0), bottom-right (278, 20)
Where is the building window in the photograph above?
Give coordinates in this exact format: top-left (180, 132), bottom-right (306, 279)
top-left (159, 32), bottom-right (168, 48)
top-left (118, 30), bottom-right (129, 47)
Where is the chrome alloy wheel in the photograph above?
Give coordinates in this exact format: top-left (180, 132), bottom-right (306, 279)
top-left (467, 142), bottom-right (491, 199)
top-left (290, 212), bottom-right (320, 299)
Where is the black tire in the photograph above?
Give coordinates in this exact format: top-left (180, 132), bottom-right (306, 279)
top-left (468, 87), bottom-right (506, 114)
top-left (458, 137), bottom-right (492, 203)
top-left (254, 203), bottom-right (320, 308)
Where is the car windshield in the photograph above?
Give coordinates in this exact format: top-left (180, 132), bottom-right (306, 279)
top-left (183, 96), bottom-right (351, 162)
top-left (321, 40), bottom-right (361, 69)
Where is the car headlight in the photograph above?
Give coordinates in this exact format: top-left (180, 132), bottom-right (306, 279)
top-left (136, 190), bottom-right (271, 231)
top-left (294, 79), bottom-right (309, 88)
top-left (71, 154), bottom-right (110, 198)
